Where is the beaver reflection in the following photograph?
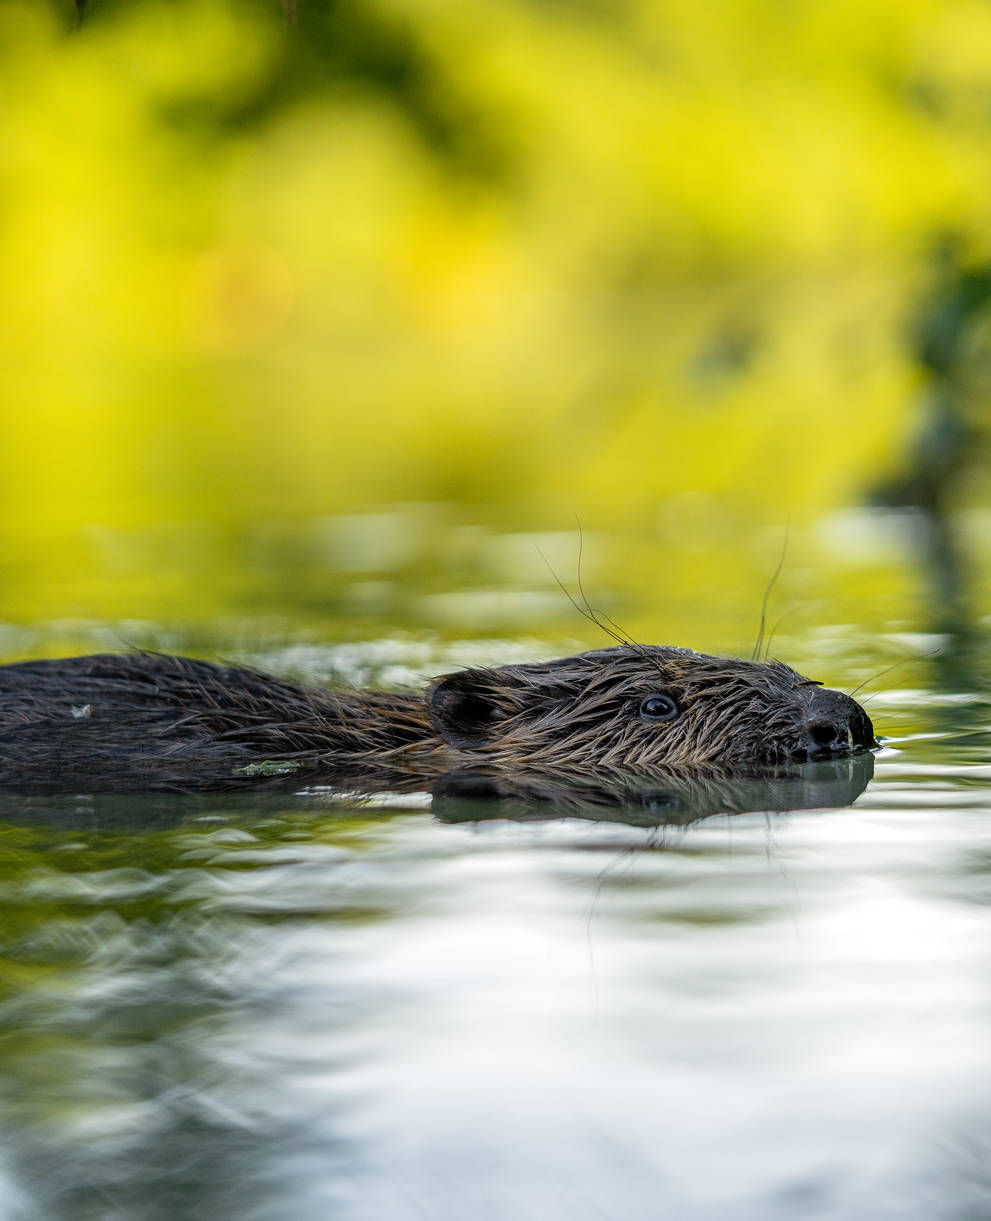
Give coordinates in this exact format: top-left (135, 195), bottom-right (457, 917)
top-left (0, 646), bottom-right (876, 793)
top-left (432, 755), bottom-right (875, 827)
top-left (0, 757), bottom-right (876, 831)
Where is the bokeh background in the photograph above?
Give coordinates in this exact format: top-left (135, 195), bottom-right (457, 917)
top-left (10, 9), bottom-right (991, 1221)
top-left (6, 0), bottom-right (991, 667)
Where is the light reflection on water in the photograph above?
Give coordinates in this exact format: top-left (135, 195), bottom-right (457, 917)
top-left (0, 643), bottom-right (990, 1218)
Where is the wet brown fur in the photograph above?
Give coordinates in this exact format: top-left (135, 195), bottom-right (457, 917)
top-left (0, 646), bottom-right (875, 791)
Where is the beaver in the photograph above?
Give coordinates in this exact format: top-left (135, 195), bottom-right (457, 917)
top-left (0, 646), bottom-right (876, 792)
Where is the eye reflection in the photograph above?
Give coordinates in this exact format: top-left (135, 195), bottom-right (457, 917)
top-left (639, 694), bottom-right (679, 722)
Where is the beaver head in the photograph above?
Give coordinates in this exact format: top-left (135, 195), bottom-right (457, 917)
top-left (428, 645), bottom-right (876, 768)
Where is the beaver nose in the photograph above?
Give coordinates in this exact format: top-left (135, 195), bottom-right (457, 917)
top-left (800, 687), bottom-right (876, 758)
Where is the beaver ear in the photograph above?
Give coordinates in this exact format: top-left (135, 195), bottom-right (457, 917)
top-left (429, 671), bottom-right (508, 749)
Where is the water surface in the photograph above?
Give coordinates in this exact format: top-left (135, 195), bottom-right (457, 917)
top-left (0, 636), bottom-right (989, 1220)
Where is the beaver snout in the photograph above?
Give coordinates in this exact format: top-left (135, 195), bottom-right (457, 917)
top-left (797, 687), bottom-right (876, 760)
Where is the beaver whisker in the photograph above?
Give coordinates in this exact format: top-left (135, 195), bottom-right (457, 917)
top-left (760, 607), bottom-right (798, 663)
top-left (537, 544), bottom-right (629, 651)
top-left (847, 649), bottom-right (942, 700)
top-left (751, 523), bottom-right (790, 662)
top-left (571, 523), bottom-right (665, 680)
top-left (537, 535), bottom-right (672, 684)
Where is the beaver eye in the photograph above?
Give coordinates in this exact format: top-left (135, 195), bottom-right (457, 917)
top-left (639, 694), bottom-right (679, 722)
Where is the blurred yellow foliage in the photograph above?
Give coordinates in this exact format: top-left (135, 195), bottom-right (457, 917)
top-left (1, 0), bottom-right (990, 630)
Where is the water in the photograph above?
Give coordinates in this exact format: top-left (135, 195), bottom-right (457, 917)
top-left (0, 638), bottom-right (990, 1220)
